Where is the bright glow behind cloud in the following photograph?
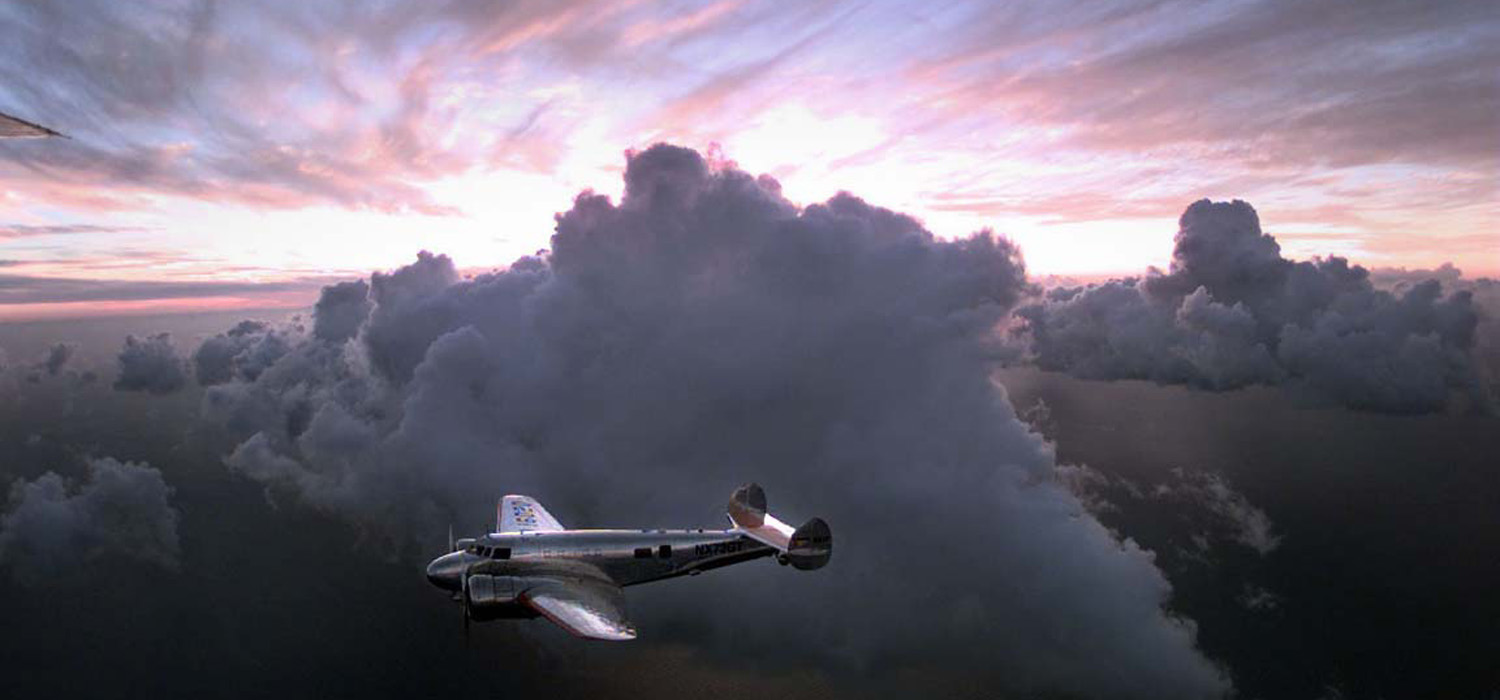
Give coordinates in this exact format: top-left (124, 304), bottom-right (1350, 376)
top-left (0, 0), bottom-right (1496, 316)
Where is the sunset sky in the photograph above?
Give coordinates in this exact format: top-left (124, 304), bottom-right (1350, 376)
top-left (1, 0), bottom-right (1496, 318)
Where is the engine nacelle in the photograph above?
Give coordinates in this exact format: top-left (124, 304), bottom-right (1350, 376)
top-left (466, 574), bottom-right (523, 607)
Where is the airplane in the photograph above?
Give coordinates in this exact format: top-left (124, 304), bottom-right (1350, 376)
top-left (424, 482), bottom-right (831, 640)
top-left (0, 111), bottom-right (65, 139)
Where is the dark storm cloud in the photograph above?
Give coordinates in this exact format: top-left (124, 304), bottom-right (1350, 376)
top-left (195, 144), bottom-right (1228, 697)
top-left (0, 457), bottom-right (180, 585)
top-left (0, 273), bottom-right (312, 305)
top-left (1017, 200), bottom-right (1486, 414)
top-left (114, 333), bottom-right (187, 394)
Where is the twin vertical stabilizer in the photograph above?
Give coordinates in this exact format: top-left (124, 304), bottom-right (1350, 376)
top-left (727, 483), bottom-right (832, 570)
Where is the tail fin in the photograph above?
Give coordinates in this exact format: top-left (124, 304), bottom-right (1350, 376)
top-left (727, 483), bottom-right (832, 570)
top-left (787, 517), bottom-right (832, 570)
top-left (727, 483), bottom-right (768, 529)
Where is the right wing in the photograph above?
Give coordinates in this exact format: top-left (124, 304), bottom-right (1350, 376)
top-left (522, 576), bottom-right (637, 641)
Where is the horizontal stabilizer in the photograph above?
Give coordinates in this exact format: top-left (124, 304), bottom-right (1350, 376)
top-left (727, 482), bottom-right (830, 566)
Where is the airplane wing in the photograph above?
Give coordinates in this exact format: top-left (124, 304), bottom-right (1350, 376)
top-left (0, 111), bottom-right (64, 138)
top-left (523, 576), bottom-right (637, 641)
top-left (497, 494), bottom-right (564, 533)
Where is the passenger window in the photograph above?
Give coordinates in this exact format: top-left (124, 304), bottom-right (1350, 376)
top-left (658, 545), bottom-right (672, 559)
top-left (634, 547), bottom-right (652, 558)
top-left (493, 548), bottom-right (511, 560)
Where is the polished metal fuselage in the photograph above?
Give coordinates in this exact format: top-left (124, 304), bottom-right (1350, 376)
top-left (425, 528), bottom-right (774, 605)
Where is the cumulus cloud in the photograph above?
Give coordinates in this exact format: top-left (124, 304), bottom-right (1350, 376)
top-left (1058, 463), bottom-right (1279, 560)
top-left (38, 341), bottom-right (78, 376)
top-left (1370, 263), bottom-right (1466, 292)
top-left (0, 457), bottom-right (181, 584)
top-left (1153, 469), bottom-right (1281, 558)
top-left (312, 280), bottom-right (372, 343)
top-left (23, 341), bottom-right (79, 383)
top-left (1370, 264), bottom-right (1500, 400)
top-left (192, 320), bottom-right (300, 386)
top-left (114, 333), bottom-right (188, 394)
top-left (192, 144), bottom-right (1228, 697)
top-left (1018, 199), bottom-right (1486, 413)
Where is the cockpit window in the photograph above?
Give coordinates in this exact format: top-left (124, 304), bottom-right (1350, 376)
top-left (658, 545), bottom-right (672, 559)
top-left (634, 547), bottom-right (651, 558)
top-left (492, 548), bottom-right (511, 560)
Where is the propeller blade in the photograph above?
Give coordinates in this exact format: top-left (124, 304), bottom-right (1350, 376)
top-left (448, 524), bottom-right (455, 552)
top-left (460, 563), bottom-right (471, 640)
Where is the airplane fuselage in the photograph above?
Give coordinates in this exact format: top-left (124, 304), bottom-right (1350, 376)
top-left (426, 486), bottom-right (827, 637)
top-left (426, 528), bottom-right (775, 617)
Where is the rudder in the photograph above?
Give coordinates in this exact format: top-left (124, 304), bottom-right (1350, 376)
top-left (786, 517), bottom-right (832, 570)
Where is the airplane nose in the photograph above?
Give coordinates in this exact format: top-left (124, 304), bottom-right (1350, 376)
top-left (426, 554), bottom-right (460, 591)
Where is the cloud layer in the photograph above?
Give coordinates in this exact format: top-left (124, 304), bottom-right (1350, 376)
top-left (0, 457), bottom-right (181, 584)
top-left (1017, 200), bottom-right (1486, 413)
top-left (114, 333), bottom-right (188, 394)
top-left (192, 144), bottom-right (1227, 697)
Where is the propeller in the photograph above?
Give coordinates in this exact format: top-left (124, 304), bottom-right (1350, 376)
top-left (460, 560), bottom-right (471, 640)
top-left (443, 523), bottom-right (470, 640)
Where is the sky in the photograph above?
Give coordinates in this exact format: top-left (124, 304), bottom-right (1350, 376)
top-left (1, 6), bottom-right (1499, 693)
top-left (0, 0), bottom-right (1497, 320)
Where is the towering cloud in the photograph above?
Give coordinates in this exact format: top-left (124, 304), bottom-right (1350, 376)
top-left (114, 333), bottom-right (188, 394)
top-left (1018, 200), bottom-right (1485, 413)
top-left (195, 144), bottom-right (1227, 697)
top-left (192, 320), bottom-right (298, 386)
top-left (0, 457), bottom-right (181, 584)
top-left (312, 280), bottom-right (372, 344)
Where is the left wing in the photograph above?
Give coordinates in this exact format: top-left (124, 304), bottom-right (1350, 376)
top-left (0, 111), bottom-right (64, 138)
top-left (523, 576), bottom-right (637, 641)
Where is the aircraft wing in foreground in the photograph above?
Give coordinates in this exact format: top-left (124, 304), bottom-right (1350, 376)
top-left (0, 111), bottom-right (64, 139)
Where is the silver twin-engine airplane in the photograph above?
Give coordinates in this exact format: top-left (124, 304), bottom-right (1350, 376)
top-left (424, 483), bottom-right (831, 640)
